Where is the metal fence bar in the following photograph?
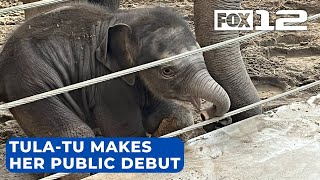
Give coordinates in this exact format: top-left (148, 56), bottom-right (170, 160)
top-left (0, 0), bottom-right (70, 16)
top-left (40, 173), bottom-right (70, 180)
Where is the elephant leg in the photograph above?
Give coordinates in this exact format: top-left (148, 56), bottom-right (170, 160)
top-left (10, 97), bottom-right (94, 137)
top-left (143, 98), bottom-right (194, 136)
top-left (93, 106), bottom-right (146, 137)
top-left (10, 98), bottom-right (93, 179)
top-left (194, 0), bottom-right (262, 122)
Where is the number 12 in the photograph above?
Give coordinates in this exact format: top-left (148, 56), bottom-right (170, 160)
top-left (255, 10), bottom-right (308, 31)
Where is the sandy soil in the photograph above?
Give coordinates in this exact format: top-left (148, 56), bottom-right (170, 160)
top-left (0, 0), bottom-right (319, 179)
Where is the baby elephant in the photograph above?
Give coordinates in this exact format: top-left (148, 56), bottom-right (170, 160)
top-left (0, 3), bottom-right (230, 137)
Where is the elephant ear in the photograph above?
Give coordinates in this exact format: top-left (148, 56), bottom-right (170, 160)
top-left (95, 23), bottom-right (136, 85)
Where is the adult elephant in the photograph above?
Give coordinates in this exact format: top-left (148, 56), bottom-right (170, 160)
top-left (194, 0), bottom-right (261, 123)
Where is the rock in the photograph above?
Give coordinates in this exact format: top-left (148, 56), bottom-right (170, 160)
top-left (0, 103), bottom-right (14, 123)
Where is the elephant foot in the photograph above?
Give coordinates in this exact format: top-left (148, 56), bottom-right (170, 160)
top-left (151, 110), bottom-right (207, 142)
top-left (152, 114), bottom-right (193, 137)
top-left (200, 109), bottom-right (232, 132)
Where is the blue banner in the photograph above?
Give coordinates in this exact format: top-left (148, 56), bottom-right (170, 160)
top-left (6, 138), bottom-right (184, 173)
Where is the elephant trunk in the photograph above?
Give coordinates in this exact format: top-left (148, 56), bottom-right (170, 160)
top-left (194, 0), bottom-right (262, 122)
top-left (187, 69), bottom-right (230, 117)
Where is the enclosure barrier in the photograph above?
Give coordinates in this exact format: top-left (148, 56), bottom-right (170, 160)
top-left (0, 0), bottom-right (70, 16)
top-left (1, 1), bottom-right (320, 180)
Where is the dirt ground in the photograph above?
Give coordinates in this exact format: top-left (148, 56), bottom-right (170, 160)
top-left (0, 0), bottom-right (319, 179)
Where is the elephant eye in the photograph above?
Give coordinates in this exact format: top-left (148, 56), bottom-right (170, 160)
top-left (161, 66), bottom-right (175, 78)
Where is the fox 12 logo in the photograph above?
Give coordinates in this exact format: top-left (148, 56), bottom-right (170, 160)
top-left (214, 10), bottom-right (308, 31)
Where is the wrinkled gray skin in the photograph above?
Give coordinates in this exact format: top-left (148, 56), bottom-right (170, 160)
top-left (88, 0), bottom-right (120, 10)
top-left (194, 0), bottom-right (262, 124)
top-left (97, 0), bottom-right (261, 127)
top-left (0, 3), bottom-right (230, 137)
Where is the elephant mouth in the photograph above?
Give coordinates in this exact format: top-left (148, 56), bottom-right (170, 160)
top-left (189, 96), bottom-right (201, 111)
top-left (163, 92), bottom-right (201, 110)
